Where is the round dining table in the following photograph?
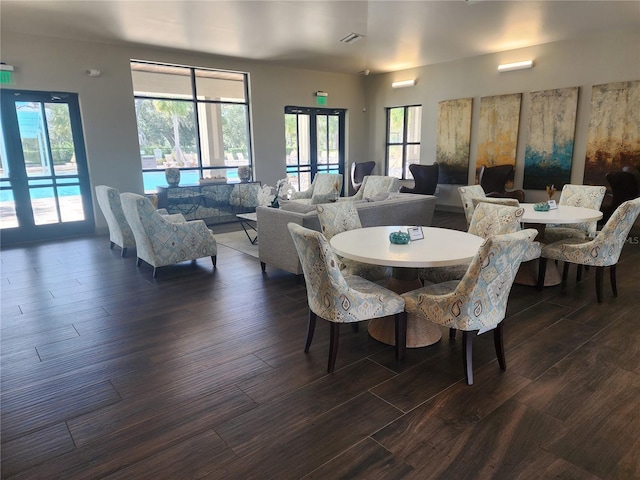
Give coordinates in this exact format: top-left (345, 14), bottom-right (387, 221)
top-left (517, 203), bottom-right (603, 286)
top-left (330, 226), bottom-right (484, 348)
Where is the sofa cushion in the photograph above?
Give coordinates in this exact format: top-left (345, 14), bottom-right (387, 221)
top-left (311, 192), bottom-right (337, 205)
top-left (365, 192), bottom-right (390, 202)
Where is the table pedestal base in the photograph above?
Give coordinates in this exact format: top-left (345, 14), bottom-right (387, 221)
top-left (515, 259), bottom-right (561, 287)
top-left (368, 267), bottom-right (442, 348)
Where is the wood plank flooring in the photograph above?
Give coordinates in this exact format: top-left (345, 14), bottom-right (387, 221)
top-left (2, 210), bottom-right (640, 479)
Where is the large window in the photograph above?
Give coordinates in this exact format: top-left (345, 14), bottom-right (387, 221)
top-left (385, 105), bottom-right (422, 180)
top-left (131, 61), bottom-right (252, 192)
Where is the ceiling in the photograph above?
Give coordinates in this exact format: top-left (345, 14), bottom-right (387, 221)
top-left (2, 1), bottom-right (639, 74)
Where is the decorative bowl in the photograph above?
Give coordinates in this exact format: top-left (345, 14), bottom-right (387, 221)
top-left (533, 202), bottom-right (550, 212)
top-left (389, 231), bottom-right (411, 244)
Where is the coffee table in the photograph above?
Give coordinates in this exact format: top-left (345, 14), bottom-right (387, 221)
top-left (330, 226), bottom-right (484, 348)
top-left (236, 212), bottom-right (258, 245)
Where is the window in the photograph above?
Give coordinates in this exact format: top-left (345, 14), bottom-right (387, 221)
top-left (385, 105), bottom-right (422, 179)
top-left (130, 61), bottom-right (252, 192)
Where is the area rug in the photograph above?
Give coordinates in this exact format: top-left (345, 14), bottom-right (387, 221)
top-left (215, 230), bottom-right (258, 258)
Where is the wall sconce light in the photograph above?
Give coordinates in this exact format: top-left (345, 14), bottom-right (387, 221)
top-left (497, 60), bottom-right (534, 73)
top-left (392, 79), bottom-right (416, 88)
top-left (86, 69), bottom-right (102, 77)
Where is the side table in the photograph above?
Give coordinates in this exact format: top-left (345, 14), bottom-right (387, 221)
top-left (236, 212), bottom-right (258, 245)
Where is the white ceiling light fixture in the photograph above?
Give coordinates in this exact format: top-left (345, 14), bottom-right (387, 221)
top-left (339, 32), bottom-right (365, 44)
top-left (497, 60), bottom-right (534, 72)
top-left (392, 79), bottom-right (416, 88)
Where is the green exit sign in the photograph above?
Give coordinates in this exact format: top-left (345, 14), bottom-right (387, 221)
top-left (0, 70), bottom-right (12, 85)
top-left (315, 95), bottom-right (327, 106)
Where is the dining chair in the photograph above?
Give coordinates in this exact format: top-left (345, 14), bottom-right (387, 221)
top-left (400, 163), bottom-right (439, 195)
top-left (544, 184), bottom-right (607, 243)
top-left (419, 202), bottom-right (541, 284)
top-left (458, 185), bottom-right (519, 228)
top-left (120, 193), bottom-right (218, 278)
top-left (601, 168), bottom-right (640, 223)
top-left (404, 229), bottom-right (538, 385)
top-left (316, 202), bottom-right (391, 281)
top-left (287, 222), bottom-right (407, 373)
top-left (538, 198), bottom-right (640, 303)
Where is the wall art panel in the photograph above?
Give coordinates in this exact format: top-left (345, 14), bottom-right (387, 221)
top-left (584, 80), bottom-right (640, 185)
top-left (436, 98), bottom-right (472, 185)
top-left (523, 87), bottom-right (579, 190)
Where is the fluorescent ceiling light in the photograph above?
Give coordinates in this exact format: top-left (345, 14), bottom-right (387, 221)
top-left (339, 32), bottom-right (365, 44)
top-left (497, 60), bottom-right (534, 72)
top-left (392, 79), bottom-right (416, 88)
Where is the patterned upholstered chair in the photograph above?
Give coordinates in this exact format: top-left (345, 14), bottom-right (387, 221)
top-left (287, 223), bottom-right (407, 373)
top-left (544, 184), bottom-right (607, 243)
top-left (316, 202), bottom-right (391, 282)
top-left (458, 185), bottom-right (520, 228)
top-left (403, 229), bottom-right (538, 385)
top-left (419, 202), bottom-right (540, 284)
top-left (290, 173), bottom-right (343, 203)
top-left (121, 193), bottom-right (218, 278)
top-left (95, 185), bottom-right (137, 257)
top-left (538, 198), bottom-right (640, 303)
top-left (347, 175), bottom-right (400, 201)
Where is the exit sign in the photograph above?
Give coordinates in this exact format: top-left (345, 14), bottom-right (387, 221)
top-left (0, 70), bottom-right (12, 84)
top-left (315, 95), bottom-right (327, 106)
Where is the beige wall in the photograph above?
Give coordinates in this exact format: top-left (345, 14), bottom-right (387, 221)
top-left (0, 31), bottom-right (366, 229)
top-left (364, 29), bottom-right (640, 208)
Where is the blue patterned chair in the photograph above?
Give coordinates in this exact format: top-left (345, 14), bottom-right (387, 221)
top-left (458, 185), bottom-right (520, 228)
top-left (121, 193), bottom-right (218, 278)
top-left (419, 202), bottom-right (540, 284)
top-left (316, 202), bottom-right (391, 282)
top-left (544, 184), bottom-right (607, 243)
top-left (403, 229), bottom-right (538, 385)
top-left (290, 173), bottom-right (343, 204)
top-left (538, 198), bottom-right (640, 303)
top-left (287, 223), bottom-right (407, 373)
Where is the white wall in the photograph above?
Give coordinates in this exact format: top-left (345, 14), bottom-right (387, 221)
top-left (0, 31), bottom-right (366, 229)
top-left (364, 29), bottom-right (640, 209)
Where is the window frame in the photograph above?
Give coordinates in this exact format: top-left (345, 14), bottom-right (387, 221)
top-left (385, 104), bottom-right (422, 180)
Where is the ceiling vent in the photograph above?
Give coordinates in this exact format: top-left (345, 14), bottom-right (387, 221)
top-left (340, 32), bottom-right (365, 44)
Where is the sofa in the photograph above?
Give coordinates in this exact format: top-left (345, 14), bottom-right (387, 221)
top-left (257, 193), bottom-right (437, 275)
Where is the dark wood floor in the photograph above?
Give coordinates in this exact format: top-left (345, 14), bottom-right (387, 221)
top-left (2, 210), bottom-right (640, 480)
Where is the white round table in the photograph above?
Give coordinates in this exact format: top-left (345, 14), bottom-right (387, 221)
top-left (517, 203), bottom-right (603, 286)
top-left (330, 226), bottom-right (484, 348)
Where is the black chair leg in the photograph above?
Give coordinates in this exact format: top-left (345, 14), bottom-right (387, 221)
top-left (577, 264), bottom-right (583, 282)
top-left (121, 247), bottom-right (127, 257)
top-left (449, 328), bottom-right (456, 340)
top-left (351, 323), bottom-right (359, 333)
top-left (494, 323), bottom-right (506, 371)
top-left (153, 267), bottom-right (158, 278)
top-left (260, 261), bottom-right (266, 272)
top-left (462, 331), bottom-right (474, 386)
top-left (211, 255), bottom-right (217, 267)
top-left (328, 323), bottom-right (340, 373)
top-left (610, 264), bottom-right (618, 297)
top-left (110, 241), bottom-right (115, 250)
top-left (304, 311), bottom-right (316, 353)
top-left (562, 262), bottom-right (570, 283)
top-left (537, 258), bottom-right (547, 290)
top-left (595, 266), bottom-right (604, 303)
top-left (136, 258), bottom-right (142, 267)
top-left (395, 312), bottom-right (407, 360)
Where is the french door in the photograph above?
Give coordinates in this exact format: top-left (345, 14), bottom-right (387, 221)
top-left (284, 106), bottom-right (345, 193)
top-left (0, 90), bottom-right (93, 245)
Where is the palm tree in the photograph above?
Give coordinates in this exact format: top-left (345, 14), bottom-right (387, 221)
top-left (153, 100), bottom-right (191, 166)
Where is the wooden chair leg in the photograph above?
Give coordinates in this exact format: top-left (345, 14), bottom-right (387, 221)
top-left (562, 262), bottom-right (570, 283)
top-left (211, 255), bottom-right (217, 267)
top-left (260, 261), bottom-right (266, 272)
top-left (493, 323), bottom-right (506, 371)
top-left (121, 247), bottom-right (127, 257)
top-left (328, 323), bottom-right (340, 373)
top-left (351, 323), bottom-right (359, 333)
top-left (610, 264), bottom-right (618, 297)
top-left (595, 266), bottom-right (604, 303)
top-left (462, 331), bottom-right (474, 386)
top-left (537, 257), bottom-right (547, 290)
top-left (576, 264), bottom-right (583, 282)
top-left (304, 311), bottom-right (316, 353)
top-left (395, 312), bottom-right (407, 361)
top-left (449, 328), bottom-right (456, 340)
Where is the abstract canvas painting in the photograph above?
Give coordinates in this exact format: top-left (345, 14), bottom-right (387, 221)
top-left (436, 98), bottom-right (472, 184)
top-left (476, 93), bottom-right (522, 187)
top-left (523, 87), bottom-right (579, 190)
top-left (584, 80), bottom-right (640, 185)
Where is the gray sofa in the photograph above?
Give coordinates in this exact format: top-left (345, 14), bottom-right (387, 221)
top-left (257, 193), bottom-right (437, 275)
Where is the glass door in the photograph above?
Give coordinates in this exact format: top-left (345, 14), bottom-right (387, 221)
top-left (284, 106), bottom-right (345, 193)
top-left (0, 90), bottom-right (93, 245)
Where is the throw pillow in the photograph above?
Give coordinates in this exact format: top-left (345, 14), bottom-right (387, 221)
top-left (365, 192), bottom-right (389, 202)
top-left (311, 193), bottom-right (337, 205)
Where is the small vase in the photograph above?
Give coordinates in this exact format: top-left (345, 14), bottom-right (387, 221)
top-left (165, 168), bottom-right (180, 186)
